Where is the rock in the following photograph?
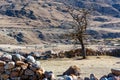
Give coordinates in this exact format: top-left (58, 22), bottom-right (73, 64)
top-left (111, 68), bottom-right (120, 76)
top-left (84, 77), bottom-right (90, 80)
top-left (107, 73), bottom-right (115, 77)
top-left (100, 75), bottom-right (108, 80)
top-left (26, 55), bottom-right (36, 63)
top-left (21, 63), bottom-right (28, 70)
top-left (10, 71), bottom-right (19, 78)
top-left (30, 52), bottom-right (41, 59)
top-left (90, 74), bottom-right (98, 80)
top-left (12, 67), bottom-right (21, 72)
top-left (24, 69), bottom-right (34, 76)
top-left (107, 77), bottom-right (116, 80)
top-left (12, 54), bottom-right (22, 61)
top-left (29, 62), bottom-right (40, 71)
top-left (0, 53), bottom-right (47, 80)
top-left (29, 65), bottom-right (38, 72)
top-left (115, 76), bottom-right (120, 80)
top-left (57, 77), bottom-right (65, 80)
top-left (21, 55), bottom-right (25, 61)
top-left (4, 61), bottom-right (15, 70)
top-left (19, 69), bottom-right (24, 76)
top-left (5, 69), bottom-right (11, 75)
top-left (0, 60), bottom-right (6, 66)
top-left (64, 74), bottom-right (78, 80)
top-left (36, 69), bottom-right (45, 79)
top-left (45, 71), bottom-right (55, 80)
top-left (70, 74), bottom-right (78, 80)
top-left (1, 74), bottom-right (9, 80)
top-left (16, 61), bottom-right (25, 66)
top-left (0, 66), bottom-right (4, 73)
top-left (64, 75), bottom-right (73, 80)
top-left (36, 61), bottom-right (41, 67)
top-left (1, 53), bottom-right (12, 61)
top-left (63, 65), bottom-right (80, 76)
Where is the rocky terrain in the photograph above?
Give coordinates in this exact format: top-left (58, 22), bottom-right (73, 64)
top-left (0, 0), bottom-right (119, 45)
top-left (0, 51), bottom-right (120, 80)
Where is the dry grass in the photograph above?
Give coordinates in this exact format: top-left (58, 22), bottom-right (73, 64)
top-left (40, 56), bottom-right (120, 79)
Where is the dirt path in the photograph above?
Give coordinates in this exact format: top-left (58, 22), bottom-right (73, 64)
top-left (41, 56), bottom-right (120, 79)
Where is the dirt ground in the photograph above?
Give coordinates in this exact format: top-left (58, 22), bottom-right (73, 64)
top-left (40, 56), bottom-right (120, 79)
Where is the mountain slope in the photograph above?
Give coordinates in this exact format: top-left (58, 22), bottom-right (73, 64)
top-left (0, 0), bottom-right (119, 44)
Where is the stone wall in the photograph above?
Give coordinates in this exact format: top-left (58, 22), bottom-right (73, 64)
top-left (0, 53), bottom-right (55, 80)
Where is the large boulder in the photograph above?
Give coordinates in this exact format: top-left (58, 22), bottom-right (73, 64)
top-left (63, 65), bottom-right (80, 76)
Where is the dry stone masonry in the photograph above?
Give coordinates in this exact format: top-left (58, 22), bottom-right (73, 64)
top-left (0, 53), bottom-right (55, 80)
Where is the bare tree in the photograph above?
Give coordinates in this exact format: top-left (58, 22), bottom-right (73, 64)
top-left (67, 7), bottom-right (90, 59)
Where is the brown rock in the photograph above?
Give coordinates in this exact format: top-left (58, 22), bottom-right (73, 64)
top-left (16, 61), bottom-right (25, 66)
top-left (63, 65), bottom-right (80, 76)
top-left (36, 69), bottom-right (45, 79)
top-left (24, 69), bottom-right (34, 76)
top-left (0, 66), bottom-right (4, 73)
top-left (19, 69), bottom-right (24, 76)
top-left (0, 60), bottom-right (6, 66)
top-left (21, 63), bottom-right (28, 70)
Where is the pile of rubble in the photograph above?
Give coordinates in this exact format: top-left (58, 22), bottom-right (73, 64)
top-left (0, 53), bottom-right (55, 80)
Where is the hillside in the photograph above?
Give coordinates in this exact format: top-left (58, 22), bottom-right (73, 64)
top-left (0, 0), bottom-right (120, 45)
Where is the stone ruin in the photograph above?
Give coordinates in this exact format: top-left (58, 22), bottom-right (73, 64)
top-left (0, 53), bottom-right (55, 80)
top-left (0, 52), bottom-right (120, 80)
